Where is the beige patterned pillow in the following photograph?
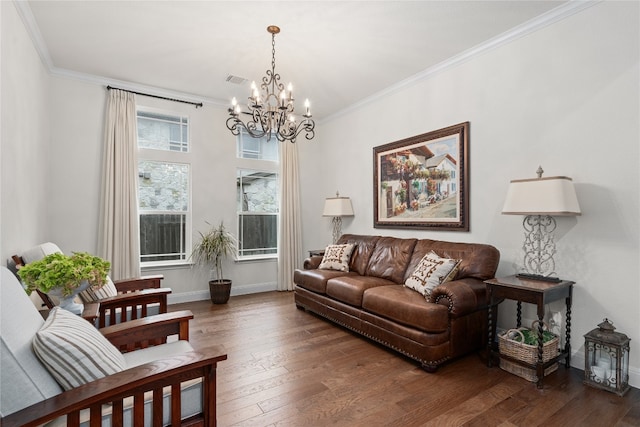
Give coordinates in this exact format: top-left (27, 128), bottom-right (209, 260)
top-left (404, 251), bottom-right (461, 298)
top-left (32, 307), bottom-right (126, 390)
top-left (318, 244), bottom-right (355, 272)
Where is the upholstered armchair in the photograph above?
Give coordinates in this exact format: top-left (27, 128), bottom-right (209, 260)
top-left (0, 266), bottom-right (227, 426)
top-left (13, 242), bottom-right (171, 328)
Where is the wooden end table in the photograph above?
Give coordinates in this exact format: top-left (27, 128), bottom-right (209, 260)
top-left (485, 275), bottom-right (574, 388)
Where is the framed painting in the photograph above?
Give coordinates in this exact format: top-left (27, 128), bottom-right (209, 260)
top-left (373, 122), bottom-right (469, 231)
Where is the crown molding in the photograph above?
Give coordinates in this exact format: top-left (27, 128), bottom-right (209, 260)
top-left (13, 0), bottom-right (53, 69)
top-left (322, 0), bottom-right (601, 123)
top-left (13, 0), bottom-right (600, 119)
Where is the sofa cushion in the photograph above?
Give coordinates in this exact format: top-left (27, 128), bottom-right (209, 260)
top-left (404, 251), bottom-right (461, 298)
top-left (362, 286), bottom-right (449, 333)
top-left (365, 237), bottom-right (417, 283)
top-left (32, 307), bottom-right (126, 390)
top-left (319, 243), bottom-right (355, 272)
top-left (294, 269), bottom-right (355, 294)
top-left (326, 275), bottom-right (396, 307)
top-left (337, 234), bottom-right (380, 275)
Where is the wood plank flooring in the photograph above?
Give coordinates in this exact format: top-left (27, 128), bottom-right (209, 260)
top-left (170, 292), bottom-right (640, 427)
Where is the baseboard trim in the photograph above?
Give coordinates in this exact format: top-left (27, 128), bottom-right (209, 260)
top-left (167, 281), bottom-right (278, 305)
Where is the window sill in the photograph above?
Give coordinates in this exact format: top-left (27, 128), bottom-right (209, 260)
top-left (235, 255), bottom-right (277, 263)
top-left (141, 261), bottom-right (193, 271)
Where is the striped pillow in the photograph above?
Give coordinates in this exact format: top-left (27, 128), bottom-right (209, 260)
top-left (32, 307), bottom-right (126, 390)
top-left (78, 276), bottom-right (118, 303)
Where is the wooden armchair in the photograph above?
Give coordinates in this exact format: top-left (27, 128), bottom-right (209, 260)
top-left (0, 266), bottom-right (227, 426)
top-left (13, 242), bottom-right (171, 327)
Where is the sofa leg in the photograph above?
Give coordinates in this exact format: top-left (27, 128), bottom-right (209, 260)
top-left (421, 363), bottom-right (438, 373)
top-left (295, 304), bottom-right (306, 311)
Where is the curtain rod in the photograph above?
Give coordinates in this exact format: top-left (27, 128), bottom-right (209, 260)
top-left (106, 85), bottom-right (203, 108)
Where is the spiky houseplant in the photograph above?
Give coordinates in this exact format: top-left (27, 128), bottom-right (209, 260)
top-left (192, 221), bottom-right (237, 304)
top-left (18, 252), bottom-right (111, 297)
top-left (192, 221), bottom-right (237, 282)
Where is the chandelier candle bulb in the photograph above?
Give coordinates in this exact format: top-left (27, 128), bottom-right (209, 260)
top-left (225, 25), bottom-right (315, 143)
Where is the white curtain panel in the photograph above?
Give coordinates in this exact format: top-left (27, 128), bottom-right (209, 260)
top-left (97, 89), bottom-right (140, 280)
top-left (278, 142), bottom-right (303, 291)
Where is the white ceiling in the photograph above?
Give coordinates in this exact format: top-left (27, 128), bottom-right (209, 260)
top-left (23, 1), bottom-right (570, 119)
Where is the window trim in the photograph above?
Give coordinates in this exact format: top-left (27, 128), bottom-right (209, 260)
top-left (136, 106), bottom-right (193, 268)
top-left (236, 167), bottom-right (279, 261)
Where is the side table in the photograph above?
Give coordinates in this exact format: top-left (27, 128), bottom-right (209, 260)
top-left (308, 249), bottom-right (325, 257)
top-left (485, 275), bottom-right (574, 388)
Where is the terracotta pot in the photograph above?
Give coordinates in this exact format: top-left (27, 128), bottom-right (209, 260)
top-left (209, 279), bottom-right (232, 304)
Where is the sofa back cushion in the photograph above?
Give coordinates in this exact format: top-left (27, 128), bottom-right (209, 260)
top-left (365, 237), bottom-right (417, 284)
top-left (405, 239), bottom-right (500, 282)
top-left (337, 234), bottom-right (380, 276)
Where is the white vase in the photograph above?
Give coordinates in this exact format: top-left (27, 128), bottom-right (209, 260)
top-left (47, 280), bottom-right (91, 315)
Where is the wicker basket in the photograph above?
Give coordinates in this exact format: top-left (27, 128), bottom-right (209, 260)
top-left (498, 321), bottom-right (559, 382)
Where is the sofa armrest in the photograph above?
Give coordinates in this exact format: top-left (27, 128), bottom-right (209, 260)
top-left (114, 274), bottom-right (164, 292)
top-left (303, 255), bottom-right (324, 270)
top-left (0, 348), bottom-right (228, 427)
top-left (100, 310), bottom-right (193, 352)
top-left (429, 278), bottom-right (488, 317)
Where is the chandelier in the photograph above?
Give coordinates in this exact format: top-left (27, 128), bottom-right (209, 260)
top-left (226, 25), bottom-right (315, 143)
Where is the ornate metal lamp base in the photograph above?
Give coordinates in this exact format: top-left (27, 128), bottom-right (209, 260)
top-left (521, 214), bottom-right (557, 277)
top-left (331, 216), bottom-right (343, 244)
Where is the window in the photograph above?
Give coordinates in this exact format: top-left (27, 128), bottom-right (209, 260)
top-left (236, 131), bottom-right (279, 260)
top-left (237, 130), bottom-right (278, 161)
top-left (137, 109), bottom-right (191, 266)
top-left (236, 170), bottom-right (278, 258)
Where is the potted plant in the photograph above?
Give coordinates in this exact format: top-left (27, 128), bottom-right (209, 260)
top-left (191, 221), bottom-right (237, 304)
top-left (18, 252), bottom-right (111, 315)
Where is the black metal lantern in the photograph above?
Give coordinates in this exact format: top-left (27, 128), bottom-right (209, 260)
top-left (583, 318), bottom-right (630, 396)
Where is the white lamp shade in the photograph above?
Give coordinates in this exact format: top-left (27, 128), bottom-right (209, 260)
top-left (502, 176), bottom-right (581, 216)
top-left (323, 197), bottom-right (354, 217)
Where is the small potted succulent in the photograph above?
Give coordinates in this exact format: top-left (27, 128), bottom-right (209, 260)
top-left (191, 221), bottom-right (237, 304)
top-left (18, 252), bottom-right (111, 315)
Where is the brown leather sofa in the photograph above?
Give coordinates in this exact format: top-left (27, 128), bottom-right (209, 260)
top-left (294, 234), bottom-right (500, 371)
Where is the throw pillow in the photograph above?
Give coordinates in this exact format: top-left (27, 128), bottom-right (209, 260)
top-left (404, 251), bottom-right (461, 298)
top-left (318, 243), bottom-right (355, 272)
top-left (32, 306), bottom-right (126, 390)
top-left (78, 276), bottom-right (118, 303)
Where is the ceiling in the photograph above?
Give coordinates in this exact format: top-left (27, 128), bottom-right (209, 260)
top-left (23, 1), bottom-right (569, 120)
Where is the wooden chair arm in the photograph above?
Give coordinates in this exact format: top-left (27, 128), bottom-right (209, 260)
top-left (101, 310), bottom-right (193, 352)
top-left (113, 274), bottom-right (164, 292)
top-left (95, 288), bottom-right (171, 328)
top-left (0, 347), bottom-right (228, 427)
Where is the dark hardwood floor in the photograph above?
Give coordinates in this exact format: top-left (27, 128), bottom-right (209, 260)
top-left (170, 292), bottom-right (640, 427)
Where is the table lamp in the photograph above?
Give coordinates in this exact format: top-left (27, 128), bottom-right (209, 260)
top-left (502, 166), bottom-right (581, 279)
top-left (323, 192), bottom-right (354, 244)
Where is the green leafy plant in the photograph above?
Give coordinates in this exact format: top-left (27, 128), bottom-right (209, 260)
top-left (191, 221), bottom-right (237, 282)
top-left (512, 329), bottom-right (556, 346)
top-left (18, 252), bottom-right (111, 296)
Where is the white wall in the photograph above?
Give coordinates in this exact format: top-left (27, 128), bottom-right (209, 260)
top-left (301, 1), bottom-right (640, 385)
top-left (1, 1), bottom-right (51, 258)
top-left (1, 1), bottom-right (278, 300)
top-left (45, 78), bottom-right (278, 300)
